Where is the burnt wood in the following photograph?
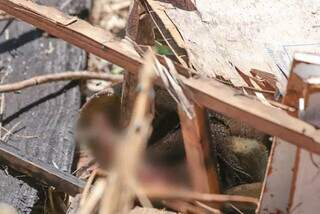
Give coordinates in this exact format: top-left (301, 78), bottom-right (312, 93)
top-left (0, 0), bottom-right (90, 212)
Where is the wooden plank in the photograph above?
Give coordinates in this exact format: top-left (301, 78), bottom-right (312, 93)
top-left (288, 55), bottom-right (320, 213)
top-left (0, 141), bottom-right (85, 196)
top-left (259, 53), bottom-right (320, 213)
top-left (289, 149), bottom-right (320, 213)
top-left (259, 139), bottom-right (297, 213)
top-left (162, 0), bottom-right (320, 93)
top-left (184, 76), bottom-right (320, 154)
top-left (2, 0), bottom-right (320, 155)
top-left (0, 0), bottom-right (88, 212)
top-left (178, 105), bottom-right (220, 194)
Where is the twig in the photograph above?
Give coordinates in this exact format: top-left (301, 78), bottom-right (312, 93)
top-left (142, 187), bottom-right (259, 205)
top-left (195, 201), bottom-right (221, 214)
top-left (80, 170), bottom-right (98, 207)
top-left (1, 121), bottom-right (21, 142)
top-left (99, 51), bottom-right (156, 214)
top-left (142, 0), bottom-right (187, 67)
top-left (0, 71), bottom-right (123, 93)
top-left (0, 126), bottom-right (38, 140)
top-left (75, 51), bottom-right (157, 214)
top-left (0, 72), bottom-right (7, 138)
top-left (79, 179), bottom-right (107, 214)
top-left (213, 76), bottom-right (275, 95)
top-left (0, 94), bottom-right (4, 138)
top-left (163, 200), bottom-right (205, 213)
top-left (230, 203), bottom-right (245, 214)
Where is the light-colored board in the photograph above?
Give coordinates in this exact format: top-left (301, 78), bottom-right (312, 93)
top-left (162, 0), bottom-right (320, 92)
top-left (289, 70), bottom-right (320, 213)
top-left (259, 140), bottom-right (297, 214)
top-left (260, 53), bottom-right (320, 213)
top-left (289, 149), bottom-right (320, 213)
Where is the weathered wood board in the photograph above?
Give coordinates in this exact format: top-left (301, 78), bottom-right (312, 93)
top-left (259, 139), bottom-right (297, 213)
top-left (283, 59), bottom-right (320, 214)
top-left (0, 0), bottom-right (90, 212)
top-left (153, 0), bottom-right (320, 93)
top-left (260, 53), bottom-right (320, 213)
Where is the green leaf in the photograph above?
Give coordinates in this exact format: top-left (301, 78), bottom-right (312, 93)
top-left (154, 41), bottom-right (174, 56)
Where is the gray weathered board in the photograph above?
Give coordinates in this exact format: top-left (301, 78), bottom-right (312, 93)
top-left (0, 0), bottom-right (90, 212)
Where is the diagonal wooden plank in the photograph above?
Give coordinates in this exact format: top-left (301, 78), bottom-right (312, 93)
top-left (184, 76), bottom-right (320, 154)
top-left (178, 105), bottom-right (220, 194)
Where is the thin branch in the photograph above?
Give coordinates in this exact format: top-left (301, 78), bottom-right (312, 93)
top-left (0, 72), bottom-right (6, 138)
top-left (0, 71), bottom-right (123, 93)
top-left (195, 201), bottom-right (221, 214)
top-left (80, 170), bottom-right (98, 207)
top-left (230, 203), bottom-right (245, 214)
top-left (0, 126), bottom-right (38, 140)
top-left (1, 121), bottom-right (22, 142)
top-left (163, 200), bottom-right (205, 213)
top-left (142, 187), bottom-right (259, 205)
top-left (99, 51), bottom-right (156, 214)
top-left (79, 179), bottom-right (107, 214)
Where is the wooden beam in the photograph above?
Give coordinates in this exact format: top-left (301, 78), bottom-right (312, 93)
top-left (178, 105), bottom-right (220, 194)
top-left (0, 142), bottom-right (85, 196)
top-left (1, 0), bottom-right (320, 154)
top-left (184, 76), bottom-right (320, 154)
top-left (259, 53), bottom-right (320, 213)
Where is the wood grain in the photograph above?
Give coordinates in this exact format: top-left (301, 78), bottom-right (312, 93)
top-left (178, 105), bottom-right (220, 194)
top-left (0, 0), bottom-right (89, 212)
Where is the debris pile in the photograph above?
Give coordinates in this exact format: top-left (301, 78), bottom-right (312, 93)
top-left (0, 0), bottom-right (319, 213)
